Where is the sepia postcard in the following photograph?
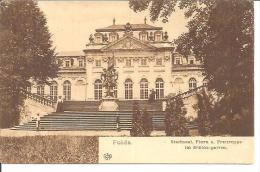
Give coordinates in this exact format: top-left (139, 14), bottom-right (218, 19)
top-left (0, 0), bottom-right (255, 164)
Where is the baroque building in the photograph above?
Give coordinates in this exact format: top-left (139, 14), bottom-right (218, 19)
top-left (28, 19), bottom-right (205, 102)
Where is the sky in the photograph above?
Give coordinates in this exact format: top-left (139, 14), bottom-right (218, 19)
top-left (38, 1), bottom-right (188, 52)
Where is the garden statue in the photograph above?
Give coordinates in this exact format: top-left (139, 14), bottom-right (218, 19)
top-left (99, 55), bottom-right (119, 111)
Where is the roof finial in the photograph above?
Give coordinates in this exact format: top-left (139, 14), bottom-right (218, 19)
top-left (113, 18), bottom-right (116, 25)
top-left (144, 17), bottom-right (147, 24)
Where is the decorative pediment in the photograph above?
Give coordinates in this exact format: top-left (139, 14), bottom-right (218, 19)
top-left (101, 35), bottom-right (156, 51)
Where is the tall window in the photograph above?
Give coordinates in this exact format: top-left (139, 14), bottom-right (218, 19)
top-left (126, 59), bottom-right (131, 67)
top-left (50, 81), bottom-right (58, 102)
top-left (79, 60), bottom-right (83, 67)
top-left (189, 78), bottom-right (197, 90)
top-left (140, 78), bottom-right (148, 99)
top-left (63, 80), bottom-right (71, 100)
top-left (141, 58), bottom-right (147, 66)
top-left (95, 59), bottom-right (101, 67)
top-left (94, 79), bottom-right (102, 100)
top-left (27, 86), bottom-right (31, 93)
top-left (65, 61), bottom-right (70, 67)
top-left (155, 78), bottom-right (164, 99)
top-left (125, 79), bottom-right (133, 99)
top-left (156, 58), bottom-right (162, 66)
top-left (37, 85), bottom-right (44, 96)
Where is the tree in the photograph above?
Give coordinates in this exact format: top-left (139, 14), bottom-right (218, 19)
top-left (0, 0), bottom-right (58, 127)
top-left (129, 0), bottom-right (254, 136)
top-left (142, 107), bottom-right (153, 136)
top-left (130, 101), bottom-right (143, 136)
top-left (131, 102), bottom-right (153, 136)
top-left (165, 96), bottom-right (188, 136)
top-left (196, 92), bottom-right (212, 136)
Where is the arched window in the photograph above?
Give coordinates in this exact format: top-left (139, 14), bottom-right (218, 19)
top-left (63, 80), bottom-right (71, 100)
top-left (94, 79), bottom-right (102, 100)
top-left (50, 81), bottom-right (58, 102)
top-left (203, 78), bottom-right (208, 86)
top-left (140, 78), bottom-right (148, 99)
top-left (125, 79), bottom-right (133, 99)
top-left (189, 78), bottom-right (197, 90)
top-left (37, 85), bottom-right (44, 96)
top-left (155, 78), bottom-right (164, 99)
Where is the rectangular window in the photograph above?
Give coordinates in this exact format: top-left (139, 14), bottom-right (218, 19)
top-left (37, 85), bottom-right (44, 96)
top-left (79, 60), bottom-right (83, 67)
top-left (96, 36), bottom-right (101, 43)
top-left (126, 59), bottom-right (131, 67)
top-left (176, 58), bottom-right (181, 64)
top-left (95, 59), bottom-right (101, 67)
top-left (65, 61), bottom-right (70, 67)
top-left (155, 34), bottom-right (161, 41)
top-left (50, 85), bottom-right (58, 102)
top-left (189, 59), bottom-right (194, 64)
top-left (141, 59), bottom-right (147, 66)
top-left (141, 35), bottom-right (146, 41)
top-left (156, 58), bottom-right (162, 66)
top-left (111, 35), bottom-right (116, 42)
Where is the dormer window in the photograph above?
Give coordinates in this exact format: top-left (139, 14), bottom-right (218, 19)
top-left (155, 34), bottom-right (161, 41)
top-left (94, 33), bottom-right (103, 44)
top-left (109, 32), bottom-right (118, 42)
top-left (141, 35), bottom-right (146, 41)
top-left (175, 57), bottom-right (181, 65)
top-left (65, 60), bottom-right (70, 67)
top-left (79, 60), bottom-right (83, 67)
top-left (154, 31), bottom-right (163, 42)
top-left (139, 31), bottom-right (148, 41)
top-left (188, 57), bottom-right (195, 64)
top-left (111, 35), bottom-right (116, 42)
top-left (96, 36), bottom-right (102, 43)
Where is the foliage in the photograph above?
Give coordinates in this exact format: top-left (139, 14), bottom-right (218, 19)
top-left (130, 102), bottom-right (152, 136)
top-left (165, 96), bottom-right (188, 136)
top-left (129, 0), bottom-right (254, 136)
top-left (0, 136), bottom-right (98, 163)
top-left (196, 90), bottom-right (212, 136)
top-left (0, 0), bottom-right (58, 127)
top-left (142, 107), bottom-right (153, 136)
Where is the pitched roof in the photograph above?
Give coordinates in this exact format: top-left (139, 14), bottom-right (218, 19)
top-left (96, 23), bottom-right (162, 32)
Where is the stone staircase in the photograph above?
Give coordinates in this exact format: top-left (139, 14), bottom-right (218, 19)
top-left (12, 111), bottom-right (197, 131)
top-left (13, 88), bottom-right (203, 131)
top-left (12, 111), bottom-right (167, 131)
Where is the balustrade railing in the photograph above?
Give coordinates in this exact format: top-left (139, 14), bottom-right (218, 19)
top-left (169, 85), bottom-right (207, 101)
top-left (21, 90), bottom-right (56, 108)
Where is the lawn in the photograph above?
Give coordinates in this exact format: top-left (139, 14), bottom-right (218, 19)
top-left (0, 136), bottom-right (98, 163)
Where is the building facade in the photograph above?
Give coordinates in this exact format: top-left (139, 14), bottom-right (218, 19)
top-left (29, 19), bottom-right (205, 102)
